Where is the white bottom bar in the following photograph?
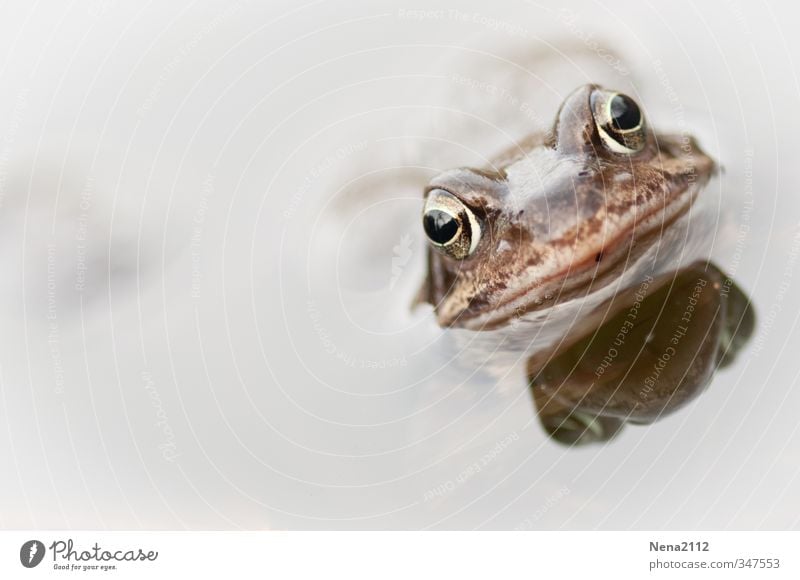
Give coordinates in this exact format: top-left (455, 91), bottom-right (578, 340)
top-left (1, 531), bottom-right (796, 579)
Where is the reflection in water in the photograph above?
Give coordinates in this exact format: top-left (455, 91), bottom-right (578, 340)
top-left (1, 0), bottom-right (792, 530)
top-left (527, 262), bottom-right (756, 445)
top-left (415, 79), bottom-right (757, 446)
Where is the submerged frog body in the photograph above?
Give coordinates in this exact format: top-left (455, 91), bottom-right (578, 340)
top-left (528, 262), bottom-right (754, 444)
top-left (420, 84), bottom-right (755, 444)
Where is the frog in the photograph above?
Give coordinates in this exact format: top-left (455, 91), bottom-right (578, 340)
top-left (419, 84), bottom-right (755, 444)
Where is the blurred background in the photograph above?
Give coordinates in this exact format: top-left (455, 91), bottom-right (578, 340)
top-left (0, 0), bottom-right (797, 529)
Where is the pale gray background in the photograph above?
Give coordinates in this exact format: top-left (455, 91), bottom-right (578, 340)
top-left (0, 0), bottom-right (797, 529)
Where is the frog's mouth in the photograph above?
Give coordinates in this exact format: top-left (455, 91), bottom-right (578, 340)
top-left (441, 179), bottom-right (709, 331)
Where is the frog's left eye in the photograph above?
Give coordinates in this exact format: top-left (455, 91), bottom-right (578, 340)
top-left (591, 90), bottom-right (646, 154)
top-left (422, 189), bottom-right (481, 260)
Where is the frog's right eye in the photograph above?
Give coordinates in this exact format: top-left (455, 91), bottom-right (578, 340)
top-left (590, 90), bottom-right (646, 154)
top-left (422, 189), bottom-right (481, 260)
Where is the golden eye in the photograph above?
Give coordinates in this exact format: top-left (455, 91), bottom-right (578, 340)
top-left (591, 90), bottom-right (646, 154)
top-left (422, 189), bottom-right (481, 260)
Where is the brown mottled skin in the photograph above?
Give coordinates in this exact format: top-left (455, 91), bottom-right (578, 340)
top-left (423, 84), bottom-right (716, 329)
top-left (420, 84), bottom-right (755, 444)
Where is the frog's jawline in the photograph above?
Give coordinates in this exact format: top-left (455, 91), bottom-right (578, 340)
top-left (455, 187), bottom-right (700, 331)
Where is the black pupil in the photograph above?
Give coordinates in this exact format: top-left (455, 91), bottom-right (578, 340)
top-left (423, 210), bottom-right (459, 245)
top-left (609, 94), bottom-right (641, 131)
